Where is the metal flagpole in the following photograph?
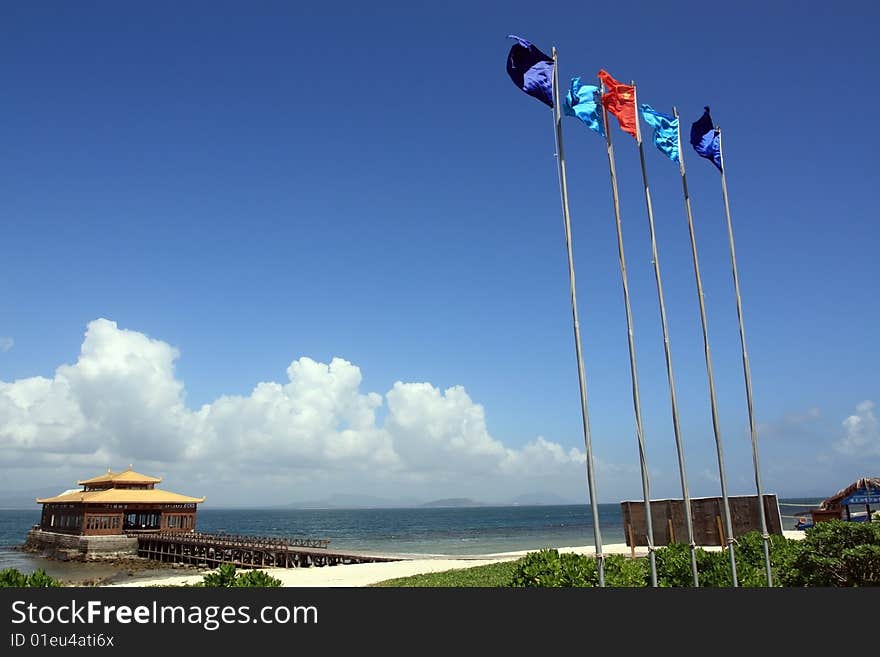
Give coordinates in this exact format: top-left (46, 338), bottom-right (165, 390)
top-left (632, 87), bottom-right (698, 587)
top-left (717, 127), bottom-right (773, 585)
top-left (599, 80), bottom-right (658, 587)
top-left (673, 107), bottom-right (738, 586)
top-left (550, 48), bottom-right (605, 587)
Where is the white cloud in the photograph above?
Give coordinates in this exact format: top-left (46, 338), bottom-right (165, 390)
top-left (385, 382), bottom-right (508, 475)
top-left (0, 319), bottom-right (596, 502)
top-left (836, 400), bottom-right (879, 456)
top-left (500, 436), bottom-right (584, 477)
top-left (0, 337), bottom-right (13, 352)
top-left (756, 406), bottom-right (821, 441)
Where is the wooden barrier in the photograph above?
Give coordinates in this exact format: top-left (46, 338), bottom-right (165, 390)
top-left (620, 494), bottom-right (783, 547)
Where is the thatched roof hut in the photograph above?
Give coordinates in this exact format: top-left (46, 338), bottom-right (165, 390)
top-left (819, 477), bottom-right (880, 510)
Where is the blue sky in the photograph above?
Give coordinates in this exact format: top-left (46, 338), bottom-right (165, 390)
top-left (1, 1), bottom-right (877, 505)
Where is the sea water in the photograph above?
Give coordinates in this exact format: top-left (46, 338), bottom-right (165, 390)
top-left (0, 501), bottom-right (813, 577)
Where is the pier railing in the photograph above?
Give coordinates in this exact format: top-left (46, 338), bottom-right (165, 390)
top-left (136, 531), bottom-right (331, 550)
top-left (135, 531), bottom-right (398, 569)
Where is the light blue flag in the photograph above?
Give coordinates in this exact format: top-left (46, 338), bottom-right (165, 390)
top-left (563, 77), bottom-right (604, 137)
top-left (640, 104), bottom-right (679, 162)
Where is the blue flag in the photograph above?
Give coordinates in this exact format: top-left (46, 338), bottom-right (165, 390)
top-left (640, 104), bottom-right (678, 162)
top-left (563, 77), bottom-right (604, 136)
top-left (506, 35), bottom-right (554, 108)
top-left (690, 106), bottom-right (722, 171)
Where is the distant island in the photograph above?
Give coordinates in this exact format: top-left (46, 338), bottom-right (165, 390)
top-left (277, 490), bottom-right (582, 510)
top-left (420, 498), bottom-right (484, 508)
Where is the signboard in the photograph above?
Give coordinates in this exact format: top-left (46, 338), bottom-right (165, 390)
top-left (841, 490), bottom-right (880, 505)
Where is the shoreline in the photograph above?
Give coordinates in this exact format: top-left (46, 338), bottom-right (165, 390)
top-left (5, 530), bottom-right (806, 587)
top-left (1, 548), bottom-right (202, 586)
top-left (102, 532), bottom-right (806, 587)
top-left (101, 544), bottom-right (629, 588)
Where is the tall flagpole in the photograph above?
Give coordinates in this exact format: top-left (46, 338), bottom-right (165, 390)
top-left (717, 127), bottom-right (773, 585)
top-left (673, 107), bottom-right (738, 586)
top-left (550, 48), bottom-right (605, 587)
top-left (632, 86), bottom-right (698, 587)
top-left (599, 80), bottom-right (658, 587)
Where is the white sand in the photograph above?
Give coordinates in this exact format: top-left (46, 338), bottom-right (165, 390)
top-left (102, 542), bottom-right (655, 588)
top-left (103, 532), bottom-right (806, 588)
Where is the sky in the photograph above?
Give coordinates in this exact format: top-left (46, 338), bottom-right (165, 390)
top-left (1, 1), bottom-right (877, 507)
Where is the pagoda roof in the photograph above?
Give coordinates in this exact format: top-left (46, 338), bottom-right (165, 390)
top-left (77, 466), bottom-right (162, 486)
top-left (37, 488), bottom-right (205, 505)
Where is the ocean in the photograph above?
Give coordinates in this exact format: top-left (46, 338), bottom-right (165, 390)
top-left (0, 501), bottom-right (817, 578)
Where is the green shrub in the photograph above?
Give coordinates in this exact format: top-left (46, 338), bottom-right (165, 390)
top-left (839, 545), bottom-right (880, 586)
top-left (0, 568), bottom-right (61, 588)
top-left (652, 543), bottom-right (736, 587)
top-left (201, 563), bottom-right (281, 588)
top-left (558, 552), bottom-right (599, 587)
top-left (509, 549), bottom-right (601, 587)
top-left (201, 563), bottom-right (238, 587)
top-left (778, 521), bottom-right (880, 587)
top-left (732, 531), bottom-right (799, 587)
top-left (603, 553), bottom-right (649, 587)
top-left (234, 569), bottom-right (282, 587)
top-left (508, 523), bottom-right (880, 588)
top-left (696, 549), bottom-right (735, 587)
top-left (25, 569), bottom-right (63, 588)
top-left (0, 568), bottom-right (28, 587)
top-left (374, 560), bottom-right (519, 587)
top-left (509, 549), bottom-right (565, 587)
top-left (509, 549), bottom-right (650, 587)
top-left (653, 536), bottom-right (792, 587)
top-left (655, 543), bottom-right (695, 587)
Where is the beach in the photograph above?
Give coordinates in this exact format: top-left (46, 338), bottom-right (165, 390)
top-left (101, 532), bottom-right (805, 587)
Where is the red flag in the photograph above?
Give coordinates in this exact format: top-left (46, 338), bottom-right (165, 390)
top-left (598, 70), bottom-right (638, 139)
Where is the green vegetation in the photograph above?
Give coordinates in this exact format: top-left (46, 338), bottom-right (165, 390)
top-left (0, 567), bottom-right (62, 588)
top-left (777, 520), bottom-right (880, 586)
top-left (199, 563), bottom-right (281, 587)
top-left (372, 560), bottom-right (520, 587)
top-left (375, 521), bottom-right (880, 587)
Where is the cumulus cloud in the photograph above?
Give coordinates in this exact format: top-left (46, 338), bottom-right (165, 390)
top-left (836, 400), bottom-right (879, 456)
top-left (0, 319), bottom-right (591, 499)
top-left (0, 337), bottom-right (13, 352)
top-left (385, 382), bottom-right (507, 475)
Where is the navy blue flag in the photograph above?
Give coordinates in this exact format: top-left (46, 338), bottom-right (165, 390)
top-left (506, 35), bottom-right (554, 108)
top-left (690, 106), bottom-right (722, 171)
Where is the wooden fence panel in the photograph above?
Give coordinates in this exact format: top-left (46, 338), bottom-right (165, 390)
top-left (621, 494), bottom-right (782, 547)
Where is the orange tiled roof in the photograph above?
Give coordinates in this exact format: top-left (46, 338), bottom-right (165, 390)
top-left (37, 488), bottom-right (205, 504)
top-left (77, 466), bottom-right (162, 486)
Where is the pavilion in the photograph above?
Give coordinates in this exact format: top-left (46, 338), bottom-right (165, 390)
top-left (36, 466), bottom-right (205, 536)
top-left (810, 476), bottom-right (879, 525)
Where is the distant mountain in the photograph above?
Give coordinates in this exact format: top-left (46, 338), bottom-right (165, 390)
top-left (420, 498), bottom-right (485, 508)
top-left (280, 493), bottom-right (579, 510)
top-left (509, 492), bottom-right (579, 506)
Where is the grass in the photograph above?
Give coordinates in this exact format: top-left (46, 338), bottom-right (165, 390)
top-left (372, 559), bottom-right (522, 587)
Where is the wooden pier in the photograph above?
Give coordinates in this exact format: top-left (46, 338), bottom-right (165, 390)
top-left (136, 532), bottom-right (400, 568)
